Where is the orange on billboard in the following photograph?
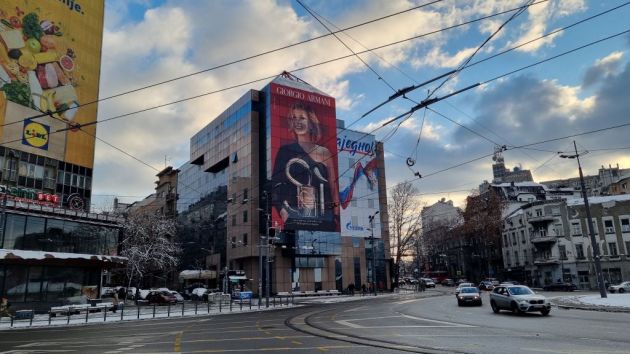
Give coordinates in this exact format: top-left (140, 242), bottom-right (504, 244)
top-left (0, 0), bottom-right (104, 168)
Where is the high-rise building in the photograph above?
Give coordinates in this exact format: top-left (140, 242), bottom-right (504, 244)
top-left (177, 72), bottom-right (391, 294)
top-left (0, 1), bottom-right (124, 312)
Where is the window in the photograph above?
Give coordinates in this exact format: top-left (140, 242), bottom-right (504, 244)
top-left (368, 199), bottom-right (374, 208)
top-left (626, 241), bottom-right (630, 255)
top-left (511, 232), bottom-right (516, 245)
top-left (242, 233), bottom-right (248, 246)
top-left (506, 252), bottom-right (511, 267)
top-left (243, 188), bottom-right (248, 202)
top-left (559, 245), bottom-right (567, 260)
top-left (620, 218), bottom-right (630, 233)
top-left (523, 250), bottom-right (528, 265)
top-left (232, 215), bottom-right (236, 226)
top-left (243, 210), bottom-right (248, 223)
top-left (552, 207), bottom-right (560, 216)
top-left (609, 242), bottom-right (618, 257)
top-left (575, 244), bottom-right (585, 259)
top-left (503, 234), bottom-right (508, 246)
top-left (604, 220), bottom-right (614, 234)
top-left (535, 209), bottom-right (543, 217)
top-left (231, 237), bottom-right (236, 248)
top-left (571, 222), bottom-right (582, 236)
top-left (514, 251), bottom-right (519, 266)
top-left (521, 230), bottom-right (526, 244)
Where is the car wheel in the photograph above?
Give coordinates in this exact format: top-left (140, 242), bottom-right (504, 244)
top-left (540, 308), bottom-right (550, 316)
top-left (511, 302), bottom-right (523, 315)
top-left (619, 288), bottom-right (625, 293)
top-left (491, 300), bottom-right (500, 313)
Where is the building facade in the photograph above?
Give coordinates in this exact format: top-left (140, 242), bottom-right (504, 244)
top-left (177, 73), bottom-right (391, 295)
top-left (501, 195), bottom-right (630, 288)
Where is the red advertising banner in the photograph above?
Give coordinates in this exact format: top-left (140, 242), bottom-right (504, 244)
top-left (269, 82), bottom-right (340, 232)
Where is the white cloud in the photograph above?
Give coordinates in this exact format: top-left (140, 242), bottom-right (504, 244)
top-left (412, 46), bottom-right (478, 69)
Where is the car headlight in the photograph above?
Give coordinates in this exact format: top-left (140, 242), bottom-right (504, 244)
top-left (458, 296), bottom-right (464, 299)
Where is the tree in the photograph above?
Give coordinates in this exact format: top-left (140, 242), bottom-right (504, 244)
top-left (389, 181), bottom-right (423, 287)
top-left (120, 213), bottom-right (181, 291)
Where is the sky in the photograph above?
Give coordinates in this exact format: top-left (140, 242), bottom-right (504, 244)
top-left (91, 0), bottom-right (630, 211)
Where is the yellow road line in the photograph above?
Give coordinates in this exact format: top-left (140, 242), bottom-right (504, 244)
top-left (174, 331), bottom-right (182, 353)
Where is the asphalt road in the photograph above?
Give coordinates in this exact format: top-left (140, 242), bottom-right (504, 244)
top-left (1, 288), bottom-right (629, 353)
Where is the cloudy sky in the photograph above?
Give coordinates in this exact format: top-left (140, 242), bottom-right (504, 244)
top-left (91, 0), bottom-right (630, 211)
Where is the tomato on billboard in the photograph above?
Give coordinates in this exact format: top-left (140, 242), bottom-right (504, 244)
top-left (0, 0), bottom-right (104, 168)
top-left (269, 81), bottom-right (340, 232)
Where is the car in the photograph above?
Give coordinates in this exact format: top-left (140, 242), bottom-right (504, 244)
top-left (455, 283), bottom-right (474, 295)
top-left (441, 278), bottom-right (455, 286)
top-left (608, 281), bottom-right (630, 293)
top-left (457, 287), bottom-right (483, 306)
top-left (543, 282), bottom-right (577, 292)
top-left (456, 279), bottom-right (470, 285)
top-left (479, 280), bottom-right (495, 290)
top-left (169, 291), bottom-right (185, 302)
top-left (191, 287), bottom-right (209, 301)
top-left (146, 290), bottom-right (177, 305)
top-left (421, 278), bottom-right (436, 288)
top-left (490, 285), bottom-right (551, 316)
top-left (500, 280), bottom-right (520, 286)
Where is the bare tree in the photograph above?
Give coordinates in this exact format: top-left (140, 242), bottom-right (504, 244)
top-left (120, 213), bottom-right (181, 292)
top-left (389, 181), bottom-right (423, 287)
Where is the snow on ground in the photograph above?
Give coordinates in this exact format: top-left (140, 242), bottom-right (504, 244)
top-left (559, 294), bottom-right (630, 308)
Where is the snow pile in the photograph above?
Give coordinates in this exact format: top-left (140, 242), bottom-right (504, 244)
top-left (560, 294), bottom-right (630, 309)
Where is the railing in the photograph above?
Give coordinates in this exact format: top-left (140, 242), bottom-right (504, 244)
top-left (0, 293), bottom-right (295, 329)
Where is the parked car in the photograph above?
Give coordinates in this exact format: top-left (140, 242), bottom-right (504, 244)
top-left (441, 278), bottom-right (455, 286)
top-left (455, 283), bottom-right (474, 295)
top-left (170, 291), bottom-right (185, 302)
top-left (456, 279), bottom-right (470, 285)
top-left (608, 281), bottom-right (630, 293)
top-left (457, 287), bottom-right (482, 306)
top-left (490, 285), bottom-right (551, 316)
top-left (543, 282), bottom-right (577, 292)
top-left (421, 278), bottom-right (436, 288)
top-left (191, 287), bottom-right (209, 301)
top-left (146, 291), bottom-right (177, 305)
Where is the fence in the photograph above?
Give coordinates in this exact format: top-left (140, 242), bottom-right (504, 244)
top-left (0, 293), bottom-right (295, 329)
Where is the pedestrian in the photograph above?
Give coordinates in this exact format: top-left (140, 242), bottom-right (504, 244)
top-left (420, 279), bottom-right (426, 292)
top-left (348, 283), bottom-right (355, 296)
top-left (361, 284), bottom-right (367, 295)
top-left (118, 287), bottom-right (126, 302)
top-left (112, 292), bottom-right (119, 313)
top-left (0, 297), bottom-right (11, 319)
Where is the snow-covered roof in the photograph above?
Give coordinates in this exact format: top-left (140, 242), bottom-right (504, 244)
top-left (493, 181), bottom-right (543, 188)
top-left (566, 194), bottom-right (630, 207)
top-left (0, 249), bottom-right (127, 264)
top-left (179, 270), bottom-right (217, 280)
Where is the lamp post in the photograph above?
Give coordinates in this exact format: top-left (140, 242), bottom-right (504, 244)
top-left (368, 211), bottom-right (379, 296)
top-left (559, 141), bottom-right (607, 298)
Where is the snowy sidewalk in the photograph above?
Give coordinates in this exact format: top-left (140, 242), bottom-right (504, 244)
top-left (551, 293), bottom-right (630, 312)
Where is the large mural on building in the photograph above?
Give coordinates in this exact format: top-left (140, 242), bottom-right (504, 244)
top-left (337, 130), bottom-right (381, 238)
top-left (268, 79), bottom-right (340, 232)
top-left (0, 0), bottom-right (104, 168)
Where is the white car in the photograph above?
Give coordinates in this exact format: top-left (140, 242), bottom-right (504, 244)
top-left (170, 291), bottom-right (185, 302)
top-left (421, 278), bottom-right (436, 288)
top-left (608, 281), bottom-right (630, 293)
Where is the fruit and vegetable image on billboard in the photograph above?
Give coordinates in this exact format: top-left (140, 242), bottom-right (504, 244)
top-left (268, 79), bottom-right (340, 232)
top-left (0, 0), bottom-right (104, 168)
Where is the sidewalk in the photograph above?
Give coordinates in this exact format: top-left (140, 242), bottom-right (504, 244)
top-left (551, 293), bottom-right (630, 313)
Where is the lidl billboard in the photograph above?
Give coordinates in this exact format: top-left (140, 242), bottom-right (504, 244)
top-left (0, 0), bottom-right (104, 168)
top-left (268, 77), bottom-right (340, 232)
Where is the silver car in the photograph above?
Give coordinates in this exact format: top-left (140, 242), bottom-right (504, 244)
top-left (490, 285), bottom-right (551, 316)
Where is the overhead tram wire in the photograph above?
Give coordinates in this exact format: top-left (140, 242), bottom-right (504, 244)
top-left (6, 0), bottom-right (571, 134)
top-left (425, 0), bottom-right (533, 100)
top-left (2, 0), bottom-right (444, 128)
top-left (4, 27), bottom-right (629, 211)
top-left (296, 0), bottom-right (397, 92)
top-left (362, 0), bottom-right (542, 118)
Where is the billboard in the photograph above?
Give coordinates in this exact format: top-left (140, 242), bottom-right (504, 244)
top-left (268, 80), bottom-right (340, 232)
top-left (0, 0), bottom-right (105, 168)
top-left (337, 130), bottom-right (381, 238)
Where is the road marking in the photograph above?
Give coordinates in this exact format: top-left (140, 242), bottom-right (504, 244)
top-left (186, 345), bottom-right (366, 352)
top-left (399, 313), bottom-right (475, 327)
top-left (394, 299), bottom-right (422, 304)
top-left (334, 320), bottom-right (365, 328)
top-left (291, 341), bottom-right (302, 345)
top-left (343, 306), bottom-right (367, 312)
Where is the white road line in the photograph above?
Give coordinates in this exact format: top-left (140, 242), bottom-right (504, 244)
top-left (399, 313), bottom-right (475, 328)
top-left (334, 320), bottom-right (365, 328)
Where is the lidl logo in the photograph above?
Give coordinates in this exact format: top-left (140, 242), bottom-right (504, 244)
top-left (22, 120), bottom-right (50, 150)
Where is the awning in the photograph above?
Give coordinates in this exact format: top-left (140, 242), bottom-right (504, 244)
top-left (0, 249), bottom-right (127, 267)
top-left (179, 270), bottom-right (217, 280)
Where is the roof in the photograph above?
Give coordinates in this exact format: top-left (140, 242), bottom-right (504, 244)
top-left (0, 250), bottom-right (127, 266)
top-left (566, 194), bottom-right (630, 207)
top-left (270, 72), bottom-right (331, 97)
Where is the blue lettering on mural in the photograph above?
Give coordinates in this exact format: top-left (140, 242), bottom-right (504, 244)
top-left (346, 222), bottom-right (364, 231)
top-left (337, 135), bottom-right (375, 156)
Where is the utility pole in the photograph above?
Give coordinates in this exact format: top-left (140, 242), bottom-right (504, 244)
top-left (369, 211), bottom-right (379, 296)
top-left (559, 141), bottom-right (607, 298)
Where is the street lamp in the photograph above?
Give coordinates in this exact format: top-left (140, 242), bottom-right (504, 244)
top-left (559, 141), bottom-right (607, 298)
top-left (368, 211), bottom-right (379, 296)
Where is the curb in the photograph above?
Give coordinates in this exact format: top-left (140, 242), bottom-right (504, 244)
top-left (553, 303), bottom-right (630, 313)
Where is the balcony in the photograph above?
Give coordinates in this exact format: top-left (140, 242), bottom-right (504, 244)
top-left (530, 235), bottom-right (556, 245)
top-left (534, 257), bottom-right (560, 265)
top-left (528, 215), bottom-right (555, 224)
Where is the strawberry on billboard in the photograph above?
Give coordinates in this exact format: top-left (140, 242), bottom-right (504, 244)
top-left (269, 81), bottom-right (340, 232)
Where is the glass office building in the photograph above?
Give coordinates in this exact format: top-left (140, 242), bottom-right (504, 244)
top-left (178, 73), bottom-right (390, 294)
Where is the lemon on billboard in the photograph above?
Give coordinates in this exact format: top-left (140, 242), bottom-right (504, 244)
top-left (22, 119), bottom-right (49, 150)
top-left (0, 0), bottom-right (104, 168)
